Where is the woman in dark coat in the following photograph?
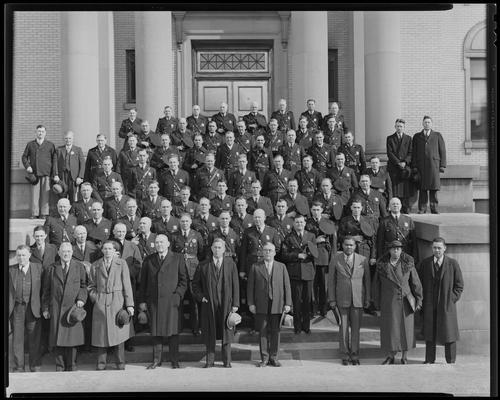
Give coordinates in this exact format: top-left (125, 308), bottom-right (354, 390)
top-left (373, 240), bottom-right (423, 364)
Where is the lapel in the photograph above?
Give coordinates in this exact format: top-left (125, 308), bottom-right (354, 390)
top-left (55, 261), bottom-right (65, 284)
top-left (257, 262), bottom-right (269, 282)
top-left (156, 252), bottom-right (167, 274)
top-left (292, 230), bottom-right (303, 248)
top-left (435, 256), bottom-right (447, 282)
top-left (31, 247), bottom-right (43, 263)
top-left (10, 266), bottom-right (19, 288)
top-left (100, 257), bottom-right (111, 279)
top-left (341, 254), bottom-right (354, 277)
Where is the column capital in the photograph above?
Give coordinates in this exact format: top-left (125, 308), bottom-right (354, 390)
top-left (173, 11), bottom-right (186, 50)
top-left (278, 11), bottom-right (291, 50)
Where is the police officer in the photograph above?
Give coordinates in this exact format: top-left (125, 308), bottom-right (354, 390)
top-left (151, 199), bottom-right (180, 240)
top-left (191, 197), bottom-right (219, 246)
top-left (279, 178), bottom-right (311, 218)
top-left (364, 156), bottom-right (393, 207)
top-left (230, 197), bottom-right (254, 242)
top-left (140, 180), bottom-right (166, 221)
top-left (210, 180), bottom-right (235, 217)
top-left (149, 134), bottom-right (181, 176)
top-left (203, 121), bottom-right (225, 153)
top-left (296, 116), bottom-right (314, 151)
top-left (216, 131), bottom-right (243, 179)
top-left (323, 115), bottom-right (344, 152)
top-left (160, 154), bottom-right (190, 203)
top-left (246, 180), bottom-right (274, 217)
top-left (128, 149), bottom-right (157, 203)
top-left (234, 120), bottom-right (253, 155)
top-left (172, 186), bottom-right (198, 219)
top-left (243, 101), bottom-right (268, 137)
top-left (131, 217), bottom-right (157, 261)
top-left (271, 98), bottom-right (296, 133)
top-left (71, 182), bottom-right (97, 225)
top-left (182, 133), bottom-right (208, 181)
top-left (264, 119), bottom-right (284, 157)
top-left (170, 213), bottom-right (204, 335)
top-left (44, 198), bottom-right (77, 247)
top-left (326, 153), bottom-right (358, 204)
top-left (262, 154), bottom-right (293, 206)
top-left (136, 120), bottom-right (160, 156)
top-left (265, 199), bottom-right (294, 255)
top-left (103, 181), bottom-right (130, 222)
top-left (91, 156), bottom-right (123, 203)
top-left (307, 131), bottom-right (335, 177)
top-left (312, 178), bottom-right (344, 225)
top-left (227, 154), bottom-right (257, 199)
top-left (83, 201), bottom-right (112, 246)
top-left (170, 118), bottom-right (193, 155)
top-left (279, 130), bottom-right (306, 175)
top-left (348, 175), bottom-right (388, 230)
top-left (84, 134), bottom-right (118, 183)
top-left (321, 101), bottom-right (348, 134)
top-left (186, 105), bottom-right (209, 135)
top-left (295, 155), bottom-right (322, 207)
top-left (118, 107), bottom-right (142, 151)
top-left (206, 211), bottom-right (240, 264)
top-left (338, 131), bottom-right (366, 180)
top-left (116, 198), bottom-right (141, 240)
top-left (248, 134), bottom-right (273, 185)
top-left (300, 99), bottom-right (323, 133)
top-left (155, 105), bottom-right (178, 136)
top-left (117, 134), bottom-right (140, 189)
top-left (192, 152), bottom-right (224, 201)
top-left (211, 102), bottom-right (237, 135)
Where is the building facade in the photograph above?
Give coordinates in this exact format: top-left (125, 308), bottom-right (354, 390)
top-left (10, 7), bottom-right (488, 216)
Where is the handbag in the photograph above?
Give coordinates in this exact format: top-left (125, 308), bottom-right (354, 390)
top-left (405, 292), bottom-right (416, 313)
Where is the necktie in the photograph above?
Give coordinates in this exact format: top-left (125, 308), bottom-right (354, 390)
top-left (21, 265), bottom-right (27, 275)
top-left (62, 262), bottom-right (68, 277)
top-left (184, 231), bottom-right (188, 239)
top-left (434, 260), bottom-right (440, 275)
top-left (160, 255), bottom-right (164, 262)
top-left (39, 246), bottom-right (44, 258)
top-left (215, 259), bottom-right (221, 270)
top-left (80, 245), bottom-right (84, 254)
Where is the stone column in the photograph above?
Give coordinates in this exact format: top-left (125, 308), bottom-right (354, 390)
top-left (364, 11), bottom-right (401, 158)
top-left (135, 12), bottom-right (174, 127)
top-left (61, 12), bottom-right (100, 152)
top-left (289, 12), bottom-right (329, 119)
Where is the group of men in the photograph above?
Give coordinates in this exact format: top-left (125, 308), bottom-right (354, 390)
top-left (13, 98), bottom-right (457, 371)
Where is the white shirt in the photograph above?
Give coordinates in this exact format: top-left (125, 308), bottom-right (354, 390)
top-left (213, 257), bottom-right (222, 269)
top-left (434, 256), bottom-right (444, 267)
top-left (19, 264), bottom-right (29, 274)
top-left (265, 261), bottom-right (273, 275)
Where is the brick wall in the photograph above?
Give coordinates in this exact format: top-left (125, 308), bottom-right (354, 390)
top-left (400, 4), bottom-right (487, 166)
top-left (11, 12), bottom-right (63, 168)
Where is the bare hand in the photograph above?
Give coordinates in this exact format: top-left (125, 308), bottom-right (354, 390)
top-left (43, 311), bottom-right (50, 319)
top-left (26, 166), bottom-right (33, 173)
top-left (76, 300), bottom-right (84, 308)
top-left (369, 258), bottom-right (377, 266)
top-left (316, 236), bottom-right (326, 244)
top-left (127, 306), bottom-right (134, 316)
top-left (398, 162), bottom-right (406, 168)
top-left (283, 305), bottom-right (291, 313)
top-left (298, 253), bottom-right (307, 260)
top-left (416, 304), bottom-right (422, 312)
top-left (249, 305), bottom-right (256, 314)
top-left (53, 175), bottom-right (60, 183)
top-left (75, 177), bottom-right (83, 185)
top-left (239, 272), bottom-right (247, 280)
top-left (202, 297), bottom-right (209, 303)
top-left (329, 302), bottom-right (336, 310)
top-left (231, 306), bottom-right (238, 313)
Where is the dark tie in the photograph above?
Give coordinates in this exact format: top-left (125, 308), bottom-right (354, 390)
top-left (434, 261), bottom-right (440, 275)
top-left (62, 262), bottom-right (68, 278)
top-left (80, 245), bottom-right (84, 254)
top-left (65, 149), bottom-right (71, 171)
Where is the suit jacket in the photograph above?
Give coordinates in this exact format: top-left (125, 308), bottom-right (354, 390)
top-left (22, 139), bottom-right (57, 177)
top-left (172, 200), bottom-right (198, 219)
top-left (364, 167), bottom-right (393, 201)
top-left (411, 130), bottom-right (447, 190)
top-left (44, 214), bottom-right (77, 247)
top-left (9, 262), bottom-right (42, 318)
top-left (71, 198), bottom-right (95, 225)
top-left (30, 243), bottom-right (58, 272)
top-left (386, 132), bottom-right (412, 173)
top-left (135, 232), bottom-right (158, 260)
top-left (72, 241), bottom-right (101, 264)
top-left (328, 251), bottom-right (370, 308)
top-left (215, 143), bottom-right (243, 174)
top-left (56, 145), bottom-right (85, 180)
top-left (210, 195), bottom-right (235, 217)
top-left (246, 195), bottom-right (274, 217)
top-left (377, 214), bottom-right (417, 259)
top-left (151, 216), bottom-right (179, 238)
top-left (280, 230), bottom-right (316, 281)
top-left (247, 261), bottom-right (292, 314)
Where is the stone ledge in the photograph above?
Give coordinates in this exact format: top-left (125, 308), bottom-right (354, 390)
top-left (411, 213), bottom-right (489, 243)
top-left (441, 165), bottom-right (480, 179)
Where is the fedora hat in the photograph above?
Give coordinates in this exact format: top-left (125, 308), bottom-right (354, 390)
top-left (387, 240), bottom-right (403, 249)
top-left (280, 311), bottom-right (293, 327)
top-left (116, 309), bottom-right (132, 327)
top-left (332, 179), bottom-right (348, 193)
top-left (52, 181), bottom-right (68, 195)
top-left (226, 311), bottom-right (242, 330)
top-left (137, 310), bottom-right (148, 325)
top-left (25, 173), bottom-right (39, 185)
top-left (401, 166), bottom-right (412, 180)
top-left (66, 304), bottom-right (87, 325)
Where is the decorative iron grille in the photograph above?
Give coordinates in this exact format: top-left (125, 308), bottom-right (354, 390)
top-left (197, 51), bottom-right (268, 73)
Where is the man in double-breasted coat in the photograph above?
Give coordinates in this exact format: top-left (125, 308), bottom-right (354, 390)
top-left (192, 239), bottom-right (240, 368)
top-left (247, 242), bottom-right (292, 367)
top-left (328, 237), bottom-right (371, 365)
top-left (418, 237), bottom-right (464, 364)
top-left (42, 243), bottom-right (88, 371)
top-left (411, 116), bottom-right (447, 214)
top-left (138, 234), bottom-right (188, 369)
top-left (88, 240), bottom-right (134, 370)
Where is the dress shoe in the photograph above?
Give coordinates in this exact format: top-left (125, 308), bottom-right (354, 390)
top-left (417, 210), bottom-right (426, 214)
top-left (147, 362), bottom-right (162, 369)
top-left (192, 329), bottom-right (202, 336)
top-left (423, 361), bottom-right (435, 364)
top-left (294, 329), bottom-right (302, 335)
top-left (96, 366), bottom-right (106, 371)
top-left (430, 209), bottom-right (439, 214)
top-left (269, 359), bottom-right (281, 367)
top-left (116, 364), bottom-right (125, 370)
top-left (382, 356), bottom-right (395, 365)
top-left (303, 329), bottom-right (311, 334)
top-left (171, 361), bottom-right (180, 369)
top-left (12, 367), bottom-right (24, 373)
top-left (401, 358), bottom-right (408, 365)
top-left (125, 344), bottom-right (135, 352)
top-left (67, 367), bottom-right (78, 371)
top-left (30, 366), bottom-right (41, 372)
top-left (257, 360), bottom-right (268, 367)
top-left (249, 329), bottom-right (256, 335)
top-left (203, 362), bottom-right (214, 368)
top-left (223, 363), bottom-right (232, 368)
top-left (352, 359), bottom-right (360, 365)
top-left (342, 359), bottom-right (350, 366)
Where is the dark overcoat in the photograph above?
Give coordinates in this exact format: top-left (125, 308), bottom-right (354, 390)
top-left (192, 257), bottom-right (240, 344)
top-left (411, 130), bottom-right (446, 190)
top-left (386, 132), bottom-right (412, 197)
top-left (42, 260), bottom-right (88, 347)
top-left (417, 256), bottom-right (464, 344)
top-left (373, 253), bottom-right (423, 352)
top-left (138, 252), bottom-right (188, 337)
top-left (88, 256), bottom-right (134, 347)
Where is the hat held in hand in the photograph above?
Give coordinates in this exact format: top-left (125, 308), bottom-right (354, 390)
top-left (25, 173), bottom-right (39, 185)
top-left (116, 308), bottom-right (132, 327)
top-left (66, 304), bottom-right (87, 325)
top-left (226, 311), bottom-right (242, 330)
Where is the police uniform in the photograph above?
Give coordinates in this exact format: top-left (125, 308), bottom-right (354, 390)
top-left (191, 214), bottom-right (219, 246)
top-left (239, 225), bottom-right (281, 275)
top-left (103, 195), bottom-right (131, 222)
top-left (128, 164), bottom-right (157, 202)
top-left (135, 231), bottom-right (157, 260)
top-left (265, 215), bottom-right (294, 246)
top-left (206, 227), bottom-right (240, 262)
top-left (155, 116), bottom-right (179, 136)
top-left (235, 132), bottom-right (253, 154)
top-left (84, 145), bottom-right (118, 182)
top-left (338, 215), bottom-right (376, 259)
top-left (91, 171), bottom-right (123, 203)
top-left (323, 128), bottom-right (344, 152)
top-left (348, 189), bottom-right (388, 229)
top-left (307, 143), bottom-right (335, 177)
top-left (230, 213), bottom-right (254, 242)
top-left (186, 115), bottom-right (209, 135)
top-left (193, 166), bottom-right (225, 201)
top-left (182, 146), bottom-right (208, 179)
top-left (326, 166), bottom-right (358, 203)
top-left (149, 146), bottom-right (181, 174)
top-left (117, 214), bottom-right (141, 240)
top-left (262, 168), bottom-right (293, 206)
top-left (71, 198), bottom-right (94, 225)
top-left (279, 192), bottom-right (311, 218)
top-left (117, 148), bottom-right (140, 186)
top-left (118, 117), bottom-right (143, 150)
top-left (242, 112), bottom-right (268, 136)
top-left (227, 169), bottom-right (257, 199)
top-left (151, 215), bottom-right (180, 241)
top-left (279, 142), bottom-right (306, 175)
top-left (215, 143), bottom-right (243, 178)
top-left (211, 112), bottom-right (237, 134)
top-left (246, 195), bottom-right (274, 217)
top-left (170, 228), bottom-right (205, 332)
top-left (140, 195), bottom-right (166, 220)
top-left (270, 110), bottom-right (296, 133)
top-left (170, 129), bottom-right (194, 153)
top-left (376, 214), bottom-right (417, 258)
top-left (312, 192), bottom-right (345, 223)
top-left (201, 132), bottom-right (224, 153)
top-left (172, 200), bottom-right (198, 219)
top-left (264, 130), bottom-right (285, 156)
top-left (294, 167), bottom-right (322, 206)
top-left (160, 168), bottom-right (190, 203)
top-left (339, 143), bottom-right (366, 179)
top-left (44, 214), bottom-right (77, 247)
top-left (210, 194), bottom-right (235, 217)
top-left (136, 130), bottom-right (160, 156)
top-left (248, 146), bottom-right (273, 184)
top-left (321, 113), bottom-right (348, 134)
top-left (83, 217), bottom-right (112, 245)
top-left (296, 128), bottom-right (314, 151)
top-left (300, 110), bottom-right (323, 132)
top-left (364, 167), bottom-right (393, 206)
